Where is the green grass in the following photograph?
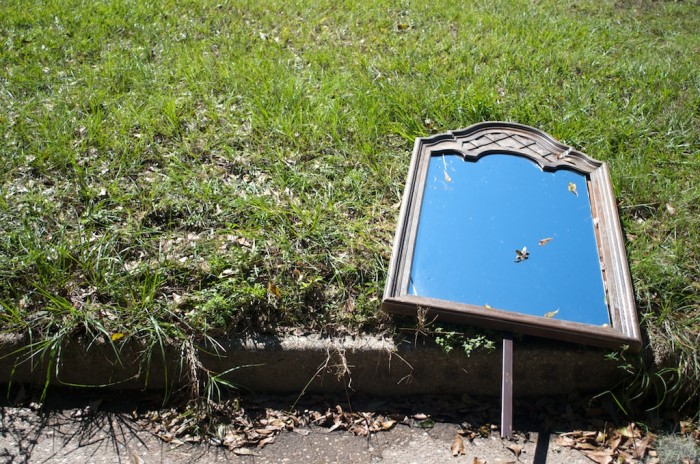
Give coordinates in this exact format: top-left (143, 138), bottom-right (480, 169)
top-left (1, 0), bottom-right (698, 414)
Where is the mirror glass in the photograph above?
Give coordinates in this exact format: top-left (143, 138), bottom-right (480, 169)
top-left (408, 153), bottom-right (609, 326)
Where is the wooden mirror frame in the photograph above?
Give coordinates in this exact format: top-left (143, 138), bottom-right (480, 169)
top-left (383, 122), bottom-right (641, 351)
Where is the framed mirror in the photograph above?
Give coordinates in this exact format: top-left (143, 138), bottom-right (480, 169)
top-left (383, 122), bottom-right (641, 351)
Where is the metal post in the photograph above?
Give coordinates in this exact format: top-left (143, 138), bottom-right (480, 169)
top-left (501, 334), bottom-right (513, 439)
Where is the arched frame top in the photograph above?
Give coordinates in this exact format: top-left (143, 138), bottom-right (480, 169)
top-left (418, 121), bottom-right (602, 173)
top-left (382, 122), bottom-right (641, 351)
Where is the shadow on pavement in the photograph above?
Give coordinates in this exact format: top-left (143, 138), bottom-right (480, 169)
top-left (0, 386), bottom-right (612, 463)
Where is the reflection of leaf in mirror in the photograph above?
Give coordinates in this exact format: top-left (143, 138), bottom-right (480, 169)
top-left (544, 309), bottom-right (559, 318)
top-left (538, 237), bottom-right (553, 246)
top-left (514, 246), bottom-right (529, 262)
top-left (568, 182), bottom-right (578, 197)
top-left (442, 155), bottom-right (452, 183)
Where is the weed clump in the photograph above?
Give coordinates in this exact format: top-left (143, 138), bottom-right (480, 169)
top-left (655, 435), bottom-right (699, 464)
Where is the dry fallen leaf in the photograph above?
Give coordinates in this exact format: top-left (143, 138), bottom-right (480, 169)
top-left (506, 443), bottom-right (523, 457)
top-left (268, 418), bottom-right (286, 429)
top-left (130, 451), bottom-right (145, 464)
top-left (555, 436), bottom-right (576, 447)
top-left (219, 268), bottom-right (235, 278)
top-left (451, 434), bottom-right (466, 456)
top-left (233, 448), bottom-right (258, 456)
top-left (617, 423), bottom-right (641, 439)
top-left (632, 436), bottom-right (651, 459)
top-left (582, 450), bottom-right (613, 464)
top-left (595, 431), bottom-right (607, 444)
top-left (111, 332), bottom-right (125, 341)
top-left (444, 170), bottom-right (452, 183)
top-left (679, 420), bottom-right (697, 435)
top-left (609, 435), bottom-right (622, 452)
top-left (472, 458), bottom-right (486, 464)
top-left (329, 422), bottom-right (344, 433)
top-left (267, 282), bottom-right (281, 300)
top-left (257, 436), bottom-right (275, 449)
top-left (538, 237), bottom-right (553, 246)
top-left (380, 420), bottom-right (397, 431)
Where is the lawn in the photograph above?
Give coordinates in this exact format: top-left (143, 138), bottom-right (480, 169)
top-left (1, 0), bottom-right (698, 415)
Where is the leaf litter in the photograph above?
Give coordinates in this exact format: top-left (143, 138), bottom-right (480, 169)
top-left (555, 423), bottom-right (657, 464)
top-left (139, 394), bottom-right (496, 453)
top-left (142, 397), bottom-right (425, 451)
top-left (137, 393), bottom-right (697, 461)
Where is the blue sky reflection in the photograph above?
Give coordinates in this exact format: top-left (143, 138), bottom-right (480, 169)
top-left (409, 153), bottom-right (610, 326)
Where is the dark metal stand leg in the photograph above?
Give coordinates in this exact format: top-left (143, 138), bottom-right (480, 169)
top-left (501, 334), bottom-right (513, 439)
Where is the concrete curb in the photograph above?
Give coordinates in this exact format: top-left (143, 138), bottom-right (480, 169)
top-left (0, 333), bottom-right (621, 397)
